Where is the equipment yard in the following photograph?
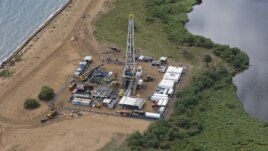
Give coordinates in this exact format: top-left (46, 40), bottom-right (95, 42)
top-left (0, 0), bottom-right (189, 150)
top-left (56, 15), bottom-right (187, 121)
top-left (61, 54), bottom-right (186, 120)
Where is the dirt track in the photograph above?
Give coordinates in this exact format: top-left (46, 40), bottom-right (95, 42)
top-left (0, 0), bottom-right (151, 150)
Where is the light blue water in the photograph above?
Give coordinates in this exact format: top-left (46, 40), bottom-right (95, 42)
top-left (0, 0), bottom-right (67, 62)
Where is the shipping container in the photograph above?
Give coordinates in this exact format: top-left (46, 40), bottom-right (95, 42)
top-left (72, 98), bottom-right (91, 107)
top-left (73, 93), bottom-right (90, 99)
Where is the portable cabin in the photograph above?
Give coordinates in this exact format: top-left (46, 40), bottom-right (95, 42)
top-left (73, 93), bottom-right (90, 99)
top-left (151, 94), bottom-right (169, 102)
top-left (159, 79), bottom-right (175, 89)
top-left (166, 66), bottom-right (183, 74)
top-left (163, 72), bottom-right (181, 83)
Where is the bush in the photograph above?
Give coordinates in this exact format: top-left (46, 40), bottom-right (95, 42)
top-left (0, 69), bottom-right (12, 78)
top-left (24, 99), bottom-right (40, 109)
top-left (38, 86), bottom-right (55, 101)
top-left (213, 45), bottom-right (249, 71)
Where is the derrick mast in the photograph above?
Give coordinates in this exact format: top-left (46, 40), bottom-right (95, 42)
top-left (122, 14), bottom-right (137, 96)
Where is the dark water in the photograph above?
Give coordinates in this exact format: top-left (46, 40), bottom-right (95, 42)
top-left (186, 0), bottom-right (268, 121)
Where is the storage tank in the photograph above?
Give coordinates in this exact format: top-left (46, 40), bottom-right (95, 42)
top-left (145, 112), bottom-right (161, 119)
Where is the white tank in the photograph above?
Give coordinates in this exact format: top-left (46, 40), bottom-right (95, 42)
top-left (145, 112), bottom-right (161, 119)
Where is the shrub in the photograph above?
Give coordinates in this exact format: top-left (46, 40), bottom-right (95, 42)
top-left (0, 69), bottom-right (12, 78)
top-left (24, 99), bottom-right (40, 109)
top-left (38, 86), bottom-right (55, 101)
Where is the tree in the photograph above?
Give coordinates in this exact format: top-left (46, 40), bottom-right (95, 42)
top-left (38, 86), bottom-right (55, 101)
top-left (203, 54), bottom-right (212, 67)
top-left (24, 99), bottom-right (40, 109)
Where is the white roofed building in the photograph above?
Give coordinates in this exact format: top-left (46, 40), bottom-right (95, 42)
top-left (119, 96), bottom-right (145, 110)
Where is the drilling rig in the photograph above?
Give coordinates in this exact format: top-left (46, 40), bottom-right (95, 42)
top-left (122, 14), bottom-right (138, 96)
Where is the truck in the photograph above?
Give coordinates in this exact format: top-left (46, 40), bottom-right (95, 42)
top-left (40, 109), bottom-right (57, 123)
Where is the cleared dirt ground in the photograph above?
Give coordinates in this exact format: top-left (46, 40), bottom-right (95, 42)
top-left (3, 114), bottom-right (150, 151)
top-left (0, 0), bottom-right (151, 150)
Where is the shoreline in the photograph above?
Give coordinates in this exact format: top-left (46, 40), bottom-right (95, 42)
top-left (1, 0), bottom-right (72, 68)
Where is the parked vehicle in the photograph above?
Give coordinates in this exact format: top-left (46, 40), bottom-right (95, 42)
top-left (158, 66), bottom-right (167, 73)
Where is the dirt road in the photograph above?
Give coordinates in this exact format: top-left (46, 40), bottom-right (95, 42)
top-left (0, 0), bottom-right (151, 150)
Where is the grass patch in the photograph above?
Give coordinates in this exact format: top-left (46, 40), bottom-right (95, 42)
top-left (98, 133), bottom-right (128, 151)
top-left (94, 0), bottom-right (209, 66)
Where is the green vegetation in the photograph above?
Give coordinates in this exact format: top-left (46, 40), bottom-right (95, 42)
top-left (203, 54), bottom-right (212, 67)
top-left (38, 86), bottom-right (55, 101)
top-left (94, 0), bottom-right (267, 151)
top-left (0, 68), bottom-right (12, 78)
top-left (213, 45), bottom-right (249, 71)
top-left (24, 98), bottom-right (40, 109)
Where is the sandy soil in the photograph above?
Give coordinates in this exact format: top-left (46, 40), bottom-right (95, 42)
top-left (3, 114), bottom-right (150, 151)
top-left (0, 0), bottom-right (151, 150)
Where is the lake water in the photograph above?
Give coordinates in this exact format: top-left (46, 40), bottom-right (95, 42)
top-left (0, 0), bottom-right (67, 62)
top-left (186, 0), bottom-right (268, 121)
